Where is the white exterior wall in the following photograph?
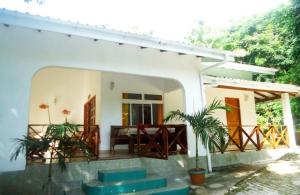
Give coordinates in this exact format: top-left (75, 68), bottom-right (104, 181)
top-left (163, 89), bottom-right (185, 124)
top-left (29, 69), bottom-right (183, 151)
top-left (29, 67), bottom-right (101, 124)
top-left (205, 87), bottom-right (257, 127)
top-left (100, 72), bottom-right (183, 150)
top-left (0, 26), bottom-right (205, 172)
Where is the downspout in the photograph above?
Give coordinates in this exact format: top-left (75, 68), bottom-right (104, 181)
top-left (198, 54), bottom-right (230, 173)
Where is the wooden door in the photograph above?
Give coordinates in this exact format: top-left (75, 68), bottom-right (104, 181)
top-left (84, 96), bottom-right (96, 132)
top-left (225, 98), bottom-right (242, 145)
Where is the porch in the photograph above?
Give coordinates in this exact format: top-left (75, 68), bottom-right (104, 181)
top-left (25, 68), bottom-right (297, 164)
top-left (26, 124), bottom-right (290, 164)
top-left (27, 67), bottom-right (189, 163)
top-left (204, 75), bottom-right (300, 153)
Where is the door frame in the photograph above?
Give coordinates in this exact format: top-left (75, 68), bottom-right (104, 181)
top-left (225, 97), bottom-right (243, 145)
top-left (84, 95), bottom-right (96, 131)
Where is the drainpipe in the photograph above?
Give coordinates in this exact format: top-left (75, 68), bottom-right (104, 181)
top-left (198, 54), bottom-right (230, 173)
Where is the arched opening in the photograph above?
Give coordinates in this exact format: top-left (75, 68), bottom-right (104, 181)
top-left (28, 66), bottom-right (187, 162)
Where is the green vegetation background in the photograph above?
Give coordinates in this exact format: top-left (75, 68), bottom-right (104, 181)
top-left (189, 0), bottom-right (300, 130)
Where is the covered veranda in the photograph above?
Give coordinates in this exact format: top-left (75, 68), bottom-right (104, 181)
top-left (27, 67), bottom-right (188, 163)
top-left (204, 75), bottom-right (300, 153)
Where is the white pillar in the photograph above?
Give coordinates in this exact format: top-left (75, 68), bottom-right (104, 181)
top-left (199, 74), bottom-right (212, 173)
top-left (281, 93), bottom-right (296, 147)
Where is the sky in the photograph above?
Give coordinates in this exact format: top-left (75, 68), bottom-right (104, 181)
top-left (0, 0), bottom-right (289, 41)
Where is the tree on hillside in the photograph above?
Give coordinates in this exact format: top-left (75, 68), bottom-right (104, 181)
top-left (188, 1), bottom-right (300, 127)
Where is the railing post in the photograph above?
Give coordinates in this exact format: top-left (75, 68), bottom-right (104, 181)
top-left (256, 126), bottom-right (261, 150)
top-left (238, 126), bottom-right (244, 152)
top-left (137, 125), bottom-right (141, 154)
top-left (285, 126), bottom-right (289, 147)
top-left (271, 126), bottom-right (276, 149)
top-left (96, 125), bottom-right (100, 158)
top-left (163, 125), bottom-right (168, 159)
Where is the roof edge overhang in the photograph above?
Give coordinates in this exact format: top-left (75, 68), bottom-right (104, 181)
top-left (204, 75), bottom-right (300, 95)
top-left (0, 9), bottom-right (236, 61)
top-left (203, 62), bottom-right (278, 75)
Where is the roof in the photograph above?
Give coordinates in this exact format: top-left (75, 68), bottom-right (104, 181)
top-left (0, 8), bottom-right (235, 61)
top-left (202, 62), bottom-right (278, 75)
top-left (204, 75), bottom-right (300, 103)
top-left (0, 9), bottom-right (279, 75)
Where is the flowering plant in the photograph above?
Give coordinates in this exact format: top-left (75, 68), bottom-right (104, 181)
top-left (11, 103), bottom-right (91, 183)
top-left (62, 109), bottom-right (71, 123)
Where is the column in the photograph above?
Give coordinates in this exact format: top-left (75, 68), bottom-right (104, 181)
top-left (281, 93), bottom-right (296, 147)
top-left (200, 74), bottom-right (212, 172)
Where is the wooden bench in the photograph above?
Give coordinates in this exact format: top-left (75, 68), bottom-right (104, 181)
top-left (110, 126), bottom-right (134, 153)
top-left (110, 125), bottom-right (155, 154)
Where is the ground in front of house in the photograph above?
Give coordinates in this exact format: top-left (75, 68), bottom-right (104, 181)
top-left (190, 152), bottom-right (300, 195)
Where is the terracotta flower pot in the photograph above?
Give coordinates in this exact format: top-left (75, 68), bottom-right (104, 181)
top-left (188, 168), bottom-right (206, 185)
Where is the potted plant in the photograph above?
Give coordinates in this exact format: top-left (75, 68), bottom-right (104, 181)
top-left (164, 99), bottom-right (228, 185)
top-left (10, 104), bottom-right (92, 194)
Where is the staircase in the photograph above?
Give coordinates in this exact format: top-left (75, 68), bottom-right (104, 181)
top-left (82, 167), bottom-right (189, 195)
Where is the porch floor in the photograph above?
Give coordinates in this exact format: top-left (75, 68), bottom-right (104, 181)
top-left (27, 149), bottom-right (138, 165)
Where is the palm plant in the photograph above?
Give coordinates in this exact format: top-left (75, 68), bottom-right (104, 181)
top-left (164, 99), bottom-right (229, 169)
top-left (11, 123), bottom-right (92, 181)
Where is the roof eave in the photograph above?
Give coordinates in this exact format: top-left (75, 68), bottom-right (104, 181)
top-left (204, 75), bottom-right (300, 94)
top-left (203, 62), bottom-right (278, 75)
top-left (0, 9), bottom-right (236, 61)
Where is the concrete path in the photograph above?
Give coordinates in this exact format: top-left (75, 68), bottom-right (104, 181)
top-left (189, 153), bottom-right (300, 195)
top-left (189, 163), bottom-right (265, 195)
top-left (227, 153), bottom-right (300, 195)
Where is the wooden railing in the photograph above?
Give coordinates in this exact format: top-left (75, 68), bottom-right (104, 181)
top-left (136, 124), bottom-right (187, 159)
top-left (212, 125), bottom-right (289, 153)
top-left (27, 124), bottom-right (100, 161)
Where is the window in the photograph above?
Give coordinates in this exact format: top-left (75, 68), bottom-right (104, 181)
top-left (122, 93), bottom-right (142, 100)
top-left (122, 93), bottom-right (163, 126)
top-left (152, 104), bottom-right (163, 125)
top-left (144, 94), bottom-right (162, 101)
top-left (132, 104), bottom-right (143, 125)
top-left (122, 104), bottom-right (130, 126)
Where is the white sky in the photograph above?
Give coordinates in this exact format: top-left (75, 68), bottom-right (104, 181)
top-left (0, 0), bottom-right (289, 41)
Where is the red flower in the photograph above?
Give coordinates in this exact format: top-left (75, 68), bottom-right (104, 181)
top-left (62, 109), bottom-right (71, 115)
top-left (39, 104), bottom-right (49, 109)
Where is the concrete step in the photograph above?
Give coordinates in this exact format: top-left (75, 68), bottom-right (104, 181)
top-left (127, 182), bottom-right (189, 195)
top-left (82, 176), bottom-right (167, 195)
top-left (98, 167), bottom-right (147, 182)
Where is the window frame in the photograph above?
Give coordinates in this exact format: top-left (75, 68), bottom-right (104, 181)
top-left (122, 93), bottom-right (163, 125)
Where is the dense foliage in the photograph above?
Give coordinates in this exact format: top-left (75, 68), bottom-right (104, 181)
top-left (189, 0), bottom-right (300, 127)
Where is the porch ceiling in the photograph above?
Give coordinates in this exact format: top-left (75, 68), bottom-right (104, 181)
top-left (204, 75), bottom-right (300, 103)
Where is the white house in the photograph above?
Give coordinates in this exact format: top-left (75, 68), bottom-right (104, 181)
top-left (0, 9), bottom-right (299, 173)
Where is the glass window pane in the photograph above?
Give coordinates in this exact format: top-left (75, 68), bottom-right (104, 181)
top-left (153, 104), bottom-right (163, 125)
top-left (132, 104), bottom-right (143, 125)
top-left (122, 104), bottom-right (130, 126)
top-left (143, 104), bottom-right (152, 125)
top-left (122, 93), bottom-right (142, 100)
top-left (144, 94), bottom-right (162, 100)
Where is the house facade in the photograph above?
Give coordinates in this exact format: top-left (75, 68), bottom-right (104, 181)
top-left (0, 9), bottom-right (299, 173)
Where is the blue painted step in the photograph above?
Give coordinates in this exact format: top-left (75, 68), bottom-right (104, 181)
top-left (149, 186), bottom-right (189, 195)
top-left (98, 167), bottom-right (147, 182)
top-left (82, 176), bottom-right (167, 195)
top-left (131, 183), bottom-right (189, 195)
